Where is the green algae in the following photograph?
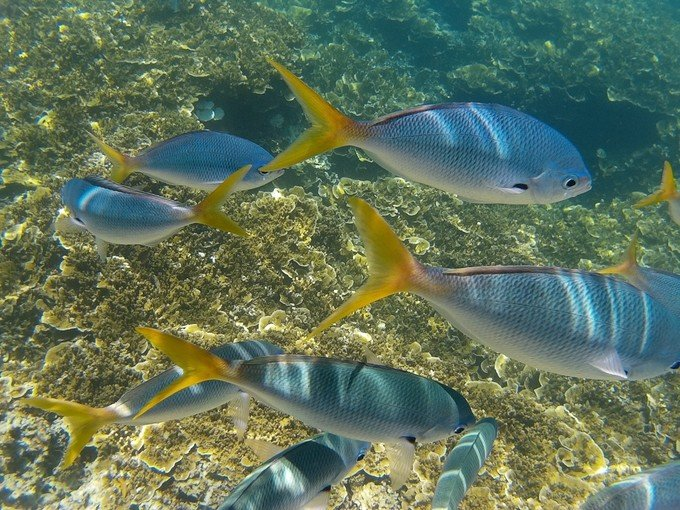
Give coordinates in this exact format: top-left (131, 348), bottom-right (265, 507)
top-left (1, 1), bottom-right (679, 509)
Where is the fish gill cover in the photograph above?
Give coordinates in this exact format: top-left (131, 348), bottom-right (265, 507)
top-left (0, 0), bottom-right (678, 508)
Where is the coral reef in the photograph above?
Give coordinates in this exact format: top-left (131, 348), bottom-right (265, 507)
top-left (1, 1), bottom-right (678, 509)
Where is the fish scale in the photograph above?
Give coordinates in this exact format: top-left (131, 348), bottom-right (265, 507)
top-left (422, 267), bottom-right (678, 380)
top-left (308, 198), bottom-right (680, 382)
top-left (219, 433), bottom-right (369, 510)
top-left (231, 355), bottom-right (473, 443)
top-left (135, 131), bottom-right (278, 191)
top-left (262, 61), bottom-right (591, 205)
top-left (360, 103), bottom-right (585, 203)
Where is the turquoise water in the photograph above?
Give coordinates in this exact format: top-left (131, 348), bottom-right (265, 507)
top-left (1, 1), bottom-right (678, 508)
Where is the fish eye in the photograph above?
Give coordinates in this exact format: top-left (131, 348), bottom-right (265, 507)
top-left (562, 176), bottom-right (578, 189)
top-left (512, 183), bottom-right (529, 191)
top-left (454, 426), bottom-right (466, 434)
top-left (670, 361), bottom-right (680, 370)
top-left (356, 453), bottom-right (365, 461)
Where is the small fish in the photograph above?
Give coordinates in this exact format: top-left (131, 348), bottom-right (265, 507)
top-left (23, 340), bottom-right (283, 468)
top-left (260, 60), bottom-right (591, 204)
top-left (89, 131), bottom-right (283, 191)
top-left (308, 198), bottom-right (680, 381)
top-left (635, 161), bottom-right (680, 225)
top-left (600, 234), bottom-right (680, 318)
top-left (432, 418), bottom-right (498, 510)
top-left (581, 460), bottom-right (680, 510)
top-left (219, 433), bottom-right (369, 510)
top-left (134, 327), bottom-right (476, 488)
top-left (58, 165), bottom-right (250, 259)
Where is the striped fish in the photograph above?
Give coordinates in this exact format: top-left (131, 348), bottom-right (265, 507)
top-left (308, 198), bottom-right (680, 381)
top-left (90, 131), bottom-right (283, 191)
top-left (24, 340), bottom-right (283, 468)
top-left (218, 433), bottom-right (369, 510)
top-left (581, 461), bottom-right (680, 510)
top-left (58, 165), bottom-right (249, 259)
top-left (134, 327), bottom-right (476, 488)
top-left (600, 234), bottom-right (680, 318)
top-left (635, 162), bottom-right (680, 225)
top-left (260, 61), bottom-right (591, 205)
top-left (432, 418), bottom-right (498, 510)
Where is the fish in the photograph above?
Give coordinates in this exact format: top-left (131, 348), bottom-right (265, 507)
top-left (599, 234), bottom-right (680, 318)
top-left (23, 340), bottom-right (284, 468)
top-left (634, 161), bottom-right (680, 225)
top-left (57, 165), bottom-right (250, 259)
top-left (89, 131), bottom-right (284, 191)
top-left (581, 460), bottom-right (680, 510)
top-left (432, 417), bottom-right (498, 510)
top-left (259, 60), bottom-right (591, 205)
top-left (218, 432), bottom-right (370, 510)
top-left (133, 327), bottom-right (476, 488)
top-left (307, 197), bottom-right (680, 381)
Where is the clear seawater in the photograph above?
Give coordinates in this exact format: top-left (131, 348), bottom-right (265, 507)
top-left (1, 0), bottom-right (678, 508)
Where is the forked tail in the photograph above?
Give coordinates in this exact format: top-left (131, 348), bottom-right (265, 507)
top-left (192, 165), bottom-right (251, 236)
top-left (635, 161), bottom-right (678, 208)
top-left (23, 397), bottom-right (118, 468)
top-left (87, 132), bottom-right (139, 183)
top-left (259, 60), bottom-right (365, 172)
top-left (307, 197), bottom-right (422, 339)
top-left (598, 233), bottom-right (639, 278)
top-left (134, 327), bottom-right (237, 418)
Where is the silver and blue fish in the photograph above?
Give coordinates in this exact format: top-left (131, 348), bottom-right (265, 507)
top-left (134, 327), bottom-right (476, 487)
top-left (219, 432), bottom-right (369, 510)
top-left (58, 165), bottom-right (249, 258)
top-left (260, 60), bottom-right (591, 205)
top-left (581, 461), bottom-right (680, 510)
top-left (309, 198), bottom-right (680, 381)
top-left (90, 130), bottom-right (284, 191)
top-left (432, 418), bottom-right (498, 510)
top-left (24, 339), bottom-right (283, 467)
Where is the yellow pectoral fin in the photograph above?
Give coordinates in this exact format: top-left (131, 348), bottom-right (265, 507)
top-left (133, 327), bottom-right (234, 419)
top-left (23, 397), bottom-right (116, 468)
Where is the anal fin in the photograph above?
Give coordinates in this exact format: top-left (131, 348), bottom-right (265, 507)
top-left (302, 487), bottom-right (331, 510)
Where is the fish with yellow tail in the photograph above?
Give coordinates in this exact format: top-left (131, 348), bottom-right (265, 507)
top-left (599, 234), bottom-right (680, 318)
top-left (134, 327), bottom-right (476, 489)
top-left (23, 340), bottom-right (283, 468)
top-left (88, 131), bottom-right (283, 191)
top-left (308, 198), bottom-right (680, 381)
top-left (260, 60), bottom-right (591, 205)
top-left (635, 161), bottom-right (680, 225)
top-left (57, 165), bottom-right (250, 259)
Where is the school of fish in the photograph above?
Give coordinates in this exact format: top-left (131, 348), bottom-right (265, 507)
top-left (24, 59), bottom-right (678, 509)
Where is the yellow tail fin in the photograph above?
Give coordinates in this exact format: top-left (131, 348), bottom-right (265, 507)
top-left (307, 197), bottom-right (420, 339)
top-left (635, 161), bottom-right (678, 208)
top-left (23, 397), bottom-right (117, 468)
top-left (87, 132), bottom-right (138, 183)
top-left (599, 233), bottom-right (639, 277)
top-left (134, 327), bottom-right (236, 419)
top-left (193, 165), bottom-right (250, 237)
top-left (260, 60), bottom-right (362, 172)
